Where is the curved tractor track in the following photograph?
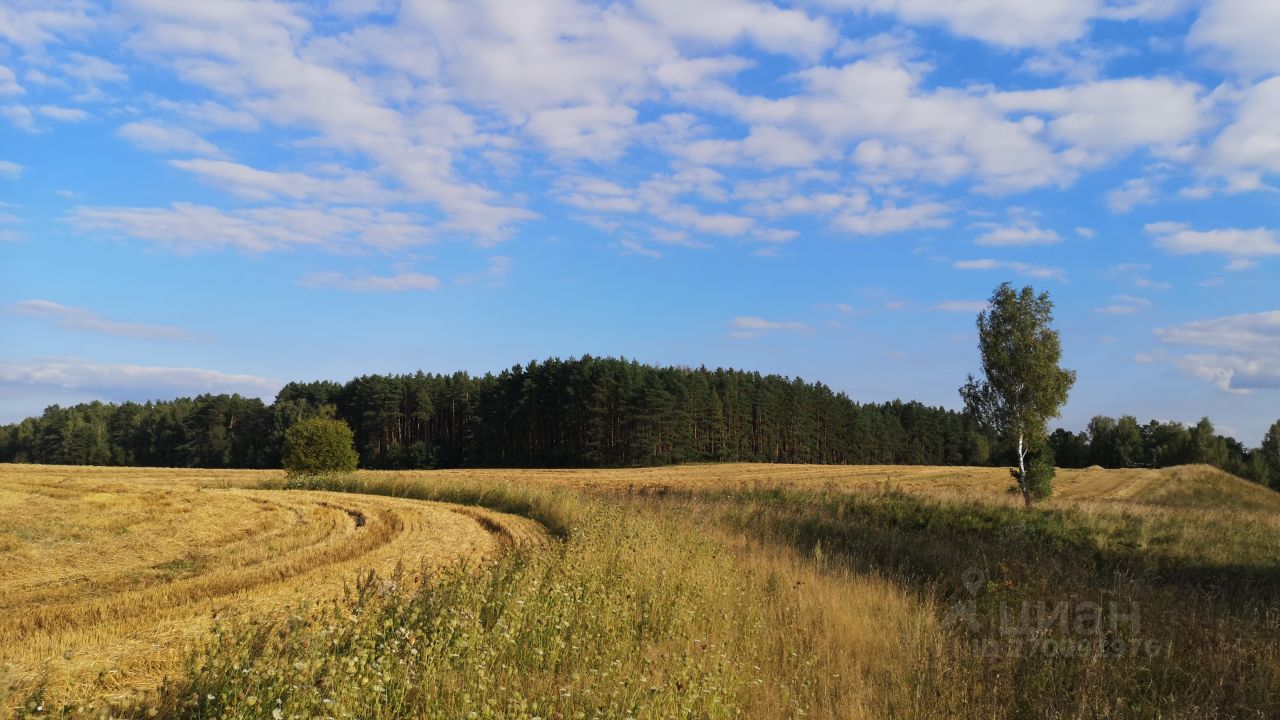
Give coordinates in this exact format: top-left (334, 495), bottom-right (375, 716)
top-left (0, 468), bottom-right (544, 703)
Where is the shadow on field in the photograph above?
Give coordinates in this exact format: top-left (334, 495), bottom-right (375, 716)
top-left (713, 488), bottom-right (1280, 719)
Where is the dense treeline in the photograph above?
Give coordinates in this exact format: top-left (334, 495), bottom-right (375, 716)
top-left (1049, 415), bottom-right (1280, 489)
top-left (0, 356), bottom-right (990, 470)
top-left (2, 356), bottom-right (1276, 490)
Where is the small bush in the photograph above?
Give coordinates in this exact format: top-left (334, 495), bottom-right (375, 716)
top-left (282, 417), bottom-right (358, 476)
top-left (1026, 450), bottom-right (1055, 500)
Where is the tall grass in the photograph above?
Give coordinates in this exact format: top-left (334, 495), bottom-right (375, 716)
top-left (43, 497), bottom-right (941, 720)
top-left (8, 465), bottom-right (1279, 719)
top-left (717, 487), bottom-right (1280, 718)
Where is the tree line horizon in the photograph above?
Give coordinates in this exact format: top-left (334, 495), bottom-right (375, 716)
top-left (1, 355), bottom-right (1276, 490)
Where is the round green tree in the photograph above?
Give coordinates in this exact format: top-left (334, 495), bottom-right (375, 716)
top-left (283, 417), bottom-right (359, 475)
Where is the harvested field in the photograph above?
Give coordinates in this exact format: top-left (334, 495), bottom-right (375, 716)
top-left (0, 465), bottom-right (543, 705)
top-left (3, 462), bottom-right (1278, 719)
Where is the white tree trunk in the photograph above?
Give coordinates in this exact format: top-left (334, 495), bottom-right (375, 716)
top-left (1017, 431), bottom-right (1030, 507)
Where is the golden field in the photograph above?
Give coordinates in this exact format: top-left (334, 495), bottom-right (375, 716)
top-left (2, 461), bottom-right (1278, 719)
top-left (0, 465), bottom-right (543, 706)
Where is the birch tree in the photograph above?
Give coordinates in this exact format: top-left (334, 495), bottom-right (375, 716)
top-left (961, 283), bottom-right (1076, 506)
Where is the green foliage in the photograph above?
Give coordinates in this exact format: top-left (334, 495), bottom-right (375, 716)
top-left (282, 417), bottom-right (358, 476)
top-left (961, 283), bottom-right (1076, 504)
top-left (1263, 420), bottom-right (1280, 490)
top-left (1026, 449), bottom-right (1055, 500)
top-left (0, 356), bottom-right (991, 471)
top-left (961, 283), bottom-right (1076, 448)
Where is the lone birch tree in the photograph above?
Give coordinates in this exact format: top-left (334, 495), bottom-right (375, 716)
top-left (961, 283), bottom-right (1076, 506)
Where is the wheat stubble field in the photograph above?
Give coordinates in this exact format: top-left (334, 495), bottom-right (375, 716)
top-left (0, 465), bottom-right (544, 707)
top-left (3, 462), bottom-right (1280, 719)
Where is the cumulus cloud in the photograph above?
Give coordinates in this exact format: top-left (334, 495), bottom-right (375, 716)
top-left (300, 271), bottom-right (441, 292)
top-left (1106, 177), bottom-right (1157, 213)
top-left (993, 77), bottom-right (1207, 162)
top-left (833, 199), bottom-right (951, 235)
top-left (973, 214), bottom-right (1062, 246)
top-left (7, 300), bottom-right (190, 339)
top-left (1189, 0), bottom-right (1280, 76)
top-left (1207, 76), bottom-right (1280, 179)
top-left (1155, 310), bottom-right (1280, 393)
top-left (1145, 222), bottom-right (1280, 258)
top-left (0, 160), bottom-right (20, 178)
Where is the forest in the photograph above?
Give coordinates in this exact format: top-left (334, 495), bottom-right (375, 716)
top-left (1, 355), bottom-right (1276, 488)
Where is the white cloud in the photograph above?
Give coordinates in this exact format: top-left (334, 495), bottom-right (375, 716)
top-left (932, 300), bottom-right (988, 312)
top-left (827, 0), bottom-right (1188, 48)
top-left (300, 271), bottom-right (440, 292)
top-left (0, 65), bottom-right (22, 95)
top-left (170, 159), bottom-right (392, 204)
top-left (120, 1), bottom-right (533, 239)
top-left (7, 300), bottom-right (190, 339)
top-left (1208, 76), bottom-right (1280, 178)
top-left (824, 0), bottom-right (1099, 48)
top-left (2, 105), bottom-right (36, 131)
top-left (1174, 354), bottom-right (1280, 394)
top-left (832, 199), bottom-right (951, 235)
top-left (619, 238), bottom-right (664, 258)
top-left (1156, 310), bottom-right (1280, 354)
top-left (1189, 0), bottom-right (1280, 76)
top-left (637, 0), bottom-right (836, 59)
top-left (732, 316), bottom-right (809, 331)
top-left (118, 121), bottom-right (223, 157)
top-left (525, 104), bottom-right (639, 160)
top-left (993, 77), bottom-right (1207, 162)
top-left (0, 160), bottom-right (20, 178)
top-left (727, 315), bottom-right (810, 337)
top-left (953, 258), bottom-right (1066, 280)
top-left (0, 3), bottom-right (98, 51)
top-left (0, 359), bottom-right (280, 399)
top-left (60, 52), bottom-right (127, 85)
top-left (35, 105), bottom-right (89, 122)
top-left (1094, 294), bottom-right (1152, 315)
top-left (1145, 221), bottom-right (1280, 257)
top-left (1154, 310), bottom-right (1280, 393)
top-left (1106, 177), bottom-right (1157, 213)
top-left (70, 202), bottom-right (432, 253)
top-left (723, 57), bottom-right (1066, 193)
top-left (974, 215), bottom-right (1062, 246)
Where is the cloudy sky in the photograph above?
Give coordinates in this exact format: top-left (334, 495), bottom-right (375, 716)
top-left (2, 0), bottom-right (1278, 442)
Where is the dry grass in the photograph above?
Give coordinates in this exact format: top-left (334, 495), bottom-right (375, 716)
top-left (0, 465), bottom-right (543, 708)
top-left (3, 461), bottom-right (1277, 719)
top-left (330, 461), bottom-right (1280, 510)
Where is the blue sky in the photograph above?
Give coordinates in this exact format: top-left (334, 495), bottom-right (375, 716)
top-left (2, 0), bottom-right (1278, 443)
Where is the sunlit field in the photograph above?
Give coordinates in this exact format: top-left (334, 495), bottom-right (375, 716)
top-left (3, 462), bottom-right (1278, 718)
top-left (0, 466), bottom-right (543, 707)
